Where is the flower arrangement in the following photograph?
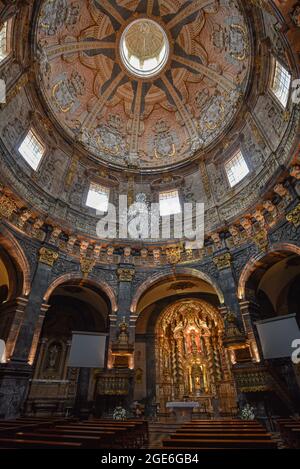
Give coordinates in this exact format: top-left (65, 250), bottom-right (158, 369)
top-left (240, 403), bottom-right (255, 420)
top-left (113, 406), bottom-right (127, 420)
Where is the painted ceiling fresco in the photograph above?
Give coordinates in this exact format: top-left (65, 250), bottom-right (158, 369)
top-left (35, 0), bottom-right (251, 169)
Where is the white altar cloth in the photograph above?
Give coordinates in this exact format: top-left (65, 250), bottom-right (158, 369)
top-left (166, 402), bottom-right (199, 408)
top-left (166, 402), bottom-right (199, 422)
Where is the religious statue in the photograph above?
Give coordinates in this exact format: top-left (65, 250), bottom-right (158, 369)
top-left (117, 318), bottom-right (129, 346)
top-left (190, 364), bottom-right (205, 395)
top-left (190, 331), bottom-right (198, 355)
top-left (46, 343), bottom-right (60, 370)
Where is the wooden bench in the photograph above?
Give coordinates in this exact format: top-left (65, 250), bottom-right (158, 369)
top-left (0, 417), bottom-right (147, 449)
top-left (15, 431), bottom-right (103, 449)
top-left (161, 418), bottom-right (276, 450)
top-left (55, 424), bottom-right (138, 448)
top-left (176, 428), bottom-right (268, 435)
top-left (63, 420), bottom-right (146, 448)
top-left (38, 427), bottom-right (121, 448)
top-left (171, 432), bottom-right (273, 441)
top-left (162, 437), bottom-right (277, 449)
top-left (180, 423), bottom-right (265, 428)
top-left (275, 419), bottom-right (300, 448)
top-left (0, 437), bottom-right (82, 449)
top-left (90, 419), bottom-right (148, 442)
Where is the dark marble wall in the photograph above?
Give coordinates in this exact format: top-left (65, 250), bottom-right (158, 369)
top-left (0, 210), bottom-right (299, 418)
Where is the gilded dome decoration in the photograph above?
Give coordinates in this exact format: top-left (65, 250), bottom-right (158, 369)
top-left (0, 0), bottom-right (298, 252)
top-left (121, 18), bottom-right (169, 76)
top-left (35, 0), bottom-right (251, 169)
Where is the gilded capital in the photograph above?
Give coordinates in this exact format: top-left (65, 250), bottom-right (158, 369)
top-left (213, 252), bottom-right (232, 270)
top-left (253, 229), bottom-right (268, 251)
top-left (0, 194), bottom-right (17, 219)
top-left (80, 257), bottom-right (96, 276)
top-left (117, 267), bottom-right (135, 282)
top-left (166, 247), bottom-right (181, 265)
top-left (38, 247), bottom-right (59, 267)
top-left (286, 204), bottom-right (300, 228)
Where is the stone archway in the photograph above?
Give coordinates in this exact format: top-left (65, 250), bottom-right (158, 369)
top-left (0, 227), bottom-right (31, 358)
top-left (0, 225), bottom-right (31, 297)
top-left (26, 275), bottom-right (114, 416)
top-left (43, 273), bottom-right (118, 312)
top-left (238, 243), bottom-right (300, 301)
top-left (131, 267), bottom-right (224, 316)
top-left (155, 299), bottom-right (237, 416)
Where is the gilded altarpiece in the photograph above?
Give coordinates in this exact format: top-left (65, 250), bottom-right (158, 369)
top-left (155, 300), bottom-right (237, 415)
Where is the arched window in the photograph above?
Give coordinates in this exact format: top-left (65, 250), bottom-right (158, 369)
top-left (225, 150), bottom-right (249, 187)
top-left (86, 182), bottom-right (110, 213)
top-left (0, 19), bottom-right (12, 63)
top-left (159, 189), bottom-right (181, 216)
top-left (18, 129), bottom-right (45, 170)
top-left (270, 58), bottom-right (291, 108)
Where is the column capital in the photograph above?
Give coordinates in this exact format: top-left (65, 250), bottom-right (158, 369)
top-left (0, 193), bottom-right (17, 220)
top-left (213, 252), bottom-right (232, 271)
top-left (80, 256), bottom-right (95, 277)
top-left (253, 229), bottom-right (269, 252)
top-left (38, 247), bottom-right (59, 267)
top-left (286, 203), bottom-right (300, 227)
top-left (117, 267), bottom-right (135, 282)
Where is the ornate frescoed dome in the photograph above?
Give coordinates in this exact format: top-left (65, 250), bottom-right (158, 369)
top-left (35, 0), bottom-right (251, 169)
top-left (0, 0), bottom-right (299, 264)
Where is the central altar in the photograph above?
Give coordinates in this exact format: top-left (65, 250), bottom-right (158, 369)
top-left (166, 401), bottom-right (199, 422)
top-left (155, 300), bottom-right (238, 416)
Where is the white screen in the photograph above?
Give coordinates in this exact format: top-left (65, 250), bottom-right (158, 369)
top-left (256, 314), bottom-right (300, 359)
top-left (68, 332), bottom-right (107, 368)
top-left (0, 339), bottom-right (6, 363)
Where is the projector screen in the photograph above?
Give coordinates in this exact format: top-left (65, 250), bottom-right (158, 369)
top-left (0, 339), bottom-right (6, 363)
top-left (68, 332), bottom-right (107, 368)
top-left (256, 314), bottom-right (300, 359)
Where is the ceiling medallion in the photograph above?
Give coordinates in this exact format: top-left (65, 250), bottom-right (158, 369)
top-left (120, 19), bottom-right (169, 78)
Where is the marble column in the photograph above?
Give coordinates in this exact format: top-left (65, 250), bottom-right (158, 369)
top-left (32, 338), bottom-right (48, 379)
top-left (28, 303), bottom-right (50, 365)
top-left (0, 247), bottom-right (58, 418)
top-left (213, 252), bottom-right (244, 329)
top-left (74, 367), bottom-right (91, 419)
top-left (116, 264), bottom-right (135, 341)
top-left (11, 248), bottom-right (58, 363)
top-left (239, 299), bottom-right (263, 362)
top-left (145, 333), bottom-right (156, 412)
top-left (0, 296), bottom-right (28, 358)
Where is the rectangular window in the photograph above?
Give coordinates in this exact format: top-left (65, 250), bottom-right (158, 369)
top-left (159, 189), bottom-right (181, 216)
top-left (270, 60), bottom-right (291, 108)
top-left (18, 129), bottom-right (45, 170)
top-left (225, 150), bottom-right (249, 188)
top-left (86, 182), bottom-right (110, 212)
top-left (0, 21), bottom-right (9, 62)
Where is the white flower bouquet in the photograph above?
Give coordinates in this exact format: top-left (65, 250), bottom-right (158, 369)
top-left (113, 406), bottom-right (127, 420)
top-left (240, 403), bottom-right (255, 420)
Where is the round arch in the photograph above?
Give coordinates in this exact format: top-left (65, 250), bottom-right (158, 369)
top-left (0, 225), bottom-right (31, 297)
top-left (238, 242), bottom-right (300, 300)
top-left (43, 273), bottom-right (118, 312)
top-left (130, 267), bottom-right (224, 314)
